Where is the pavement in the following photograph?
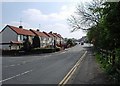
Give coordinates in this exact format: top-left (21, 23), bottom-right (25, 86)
top-left (68, 46), bottom-right (113, 84)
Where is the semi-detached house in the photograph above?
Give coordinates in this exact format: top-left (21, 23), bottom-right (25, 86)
top-left (43, 31), bottom-right (54, 47)
top-left (1, 25), bottom-right (35, 50)
top-left (30, 29), bottom-right (49, 48)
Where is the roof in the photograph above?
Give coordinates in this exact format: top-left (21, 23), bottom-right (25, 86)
top-left (1, 25), bottom-right (63, 38)
top-left (30, 29), bottom-right (48, 37)
top-left (48, 33), bottom-right (54, 38)
top-left (53, 33), bottom-right (62, 38)
top-left (57, 34), bottom-right (62, 37)
top-left (3, 25), bottom-right (35, 36)
top-left (43, 31), bottom-right (54, 38)
top-left (49, 32), bottom-right (58, 38)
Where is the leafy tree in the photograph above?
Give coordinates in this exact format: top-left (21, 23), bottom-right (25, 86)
top-left (32, 36), bottom-right (40, 48)
top-left (23, 36), bottom-right (31, 51)
top-left (68, 0), bottom-right (120, 69)
top-left (66, 39), bottom-right (74, 47)
top-left (103, 2), bottom-right (120, 49)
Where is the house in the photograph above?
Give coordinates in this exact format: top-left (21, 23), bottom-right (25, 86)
top-left (0, 25), bottom-right (35, 50)
top-left (53, 33), bottom-right (64, 46)
top-left (49, 31), bottom-right (64, 47)
top-left (43, 31), bottom-right (54, 47)
top-left (0, 25), bottom-right (65, 50)
top-left (49, 31), bottom-right (58, 47)
top-left (57, 34), bottom-right (64, 45)
top-left (30, 29), bottom-right (49, 48)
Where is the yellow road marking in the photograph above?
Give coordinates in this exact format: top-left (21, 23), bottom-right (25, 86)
top-left (58, 51), bottom-right (87, 86)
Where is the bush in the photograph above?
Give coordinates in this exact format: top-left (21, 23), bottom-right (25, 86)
top-left (55, 48), bottom-right (61, 52)
top-left (95, 51), bottom-right (120, 83)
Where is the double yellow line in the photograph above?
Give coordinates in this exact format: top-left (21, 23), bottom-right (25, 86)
top-left (58, 51), bottom-right (87, 86)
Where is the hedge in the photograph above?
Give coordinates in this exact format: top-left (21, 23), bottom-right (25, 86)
top-left (1, 48), bottom-right (60, 56)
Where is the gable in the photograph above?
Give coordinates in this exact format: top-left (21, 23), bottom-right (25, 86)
top-left (1, 26), bottom-right (17, 35)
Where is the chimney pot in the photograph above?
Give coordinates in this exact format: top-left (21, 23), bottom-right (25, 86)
top-left (49, 31), bottom-right (52, 34)
top-left (37, 29), bottom-right (39, 31)
top-left (19, 26), bottom-right (23, 28)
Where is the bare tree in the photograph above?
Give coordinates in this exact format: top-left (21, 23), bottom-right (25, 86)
top-left (67, 0), bottom-right (105, 32)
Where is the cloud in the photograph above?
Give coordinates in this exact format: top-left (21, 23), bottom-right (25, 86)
top-left (21, 3), bottom-right (86, 39)
top-left (22, 4), bottom-right (75, 22)
top-left (2, 0), bottom-right (93, 3)
top-left (23, 9), bottom-right (48, 21)
top-left (2, 21), bottom-right (38, 31)
top-left (1, 2), bottom-right (86, 38)
top-left (42, 23), bottom-right (69, 32)
top-left (41, 23), bottom-right (86, 39)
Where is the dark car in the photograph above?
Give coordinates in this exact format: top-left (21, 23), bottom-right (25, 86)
top-left (81, 42), bottom-right (84, 45)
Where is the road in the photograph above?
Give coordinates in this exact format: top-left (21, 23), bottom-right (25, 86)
top-left (2, 44), bottom-right (87, 84)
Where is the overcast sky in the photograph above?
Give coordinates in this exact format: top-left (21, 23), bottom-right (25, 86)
top-left (1, 0), bottom-right (92, 39)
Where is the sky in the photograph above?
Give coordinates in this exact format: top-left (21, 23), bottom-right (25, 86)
top-left (1, 0), bottom-right (91, 39)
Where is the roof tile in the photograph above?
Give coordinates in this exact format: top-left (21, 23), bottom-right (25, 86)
top-left (30, 29), bottom-right (48, 37)
top-left (8, 25), bottom-right (35, 36)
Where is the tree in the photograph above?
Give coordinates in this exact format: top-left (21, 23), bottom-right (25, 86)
top-left (102, 2), bottom-right (120, 49)
top-left (67, 0), bottom-right (104, 32)
top-left (69, 1), bottom-right (120, 81)
top-left (23, 36), bottom-right (31, 51)
top-left (66, 39), bottom-right (74, 47)
top-left (32, 36), bottom-right (40, 48)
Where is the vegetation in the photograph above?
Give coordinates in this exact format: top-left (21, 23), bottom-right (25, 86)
top-left (32, 36), bottom-right (40, 48)
top-left (22, 36), bottom-right (31, 51)
top-left (66, 38), bottom-right (77, 48)
top-left (11, 35), bottom-right (61, 55)
top-left (68, 0), bottom-right (120, 82)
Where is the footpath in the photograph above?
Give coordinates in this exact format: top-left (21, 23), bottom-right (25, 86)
top-left (68, 46), bottom-right (114, 84)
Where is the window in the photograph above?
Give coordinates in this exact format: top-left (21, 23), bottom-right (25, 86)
top-left (23, 35), bottom-right (27, 41)
top-left (20, 35), bottom-right (23, 40)
top-left (18, 35), bottom-right (20, 41)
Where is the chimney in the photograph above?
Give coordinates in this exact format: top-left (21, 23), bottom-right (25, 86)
top-left (49, 31), bottom-right (52, 34)
top-left (37, 29), bottom-right (39, 32)
top-left (19, 26), bottom-right (23, 28)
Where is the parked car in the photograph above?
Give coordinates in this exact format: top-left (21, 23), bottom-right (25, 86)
top-left (81, 41), bottom-right (84, 45)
